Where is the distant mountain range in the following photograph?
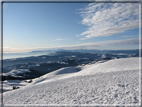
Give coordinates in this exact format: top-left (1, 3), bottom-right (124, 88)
top-left (29, 49), bottom-right (66, 53)
top-left (29, 49), bottom-right (140, 54)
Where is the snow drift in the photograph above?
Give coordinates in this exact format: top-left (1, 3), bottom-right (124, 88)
top-left (3, 57), bottom-right (141, 106)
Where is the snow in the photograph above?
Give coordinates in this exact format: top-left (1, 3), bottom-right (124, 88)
top-left (2, 80), bottom-right (29, 93)
top-left (77, 57), bottom-right (139, 75)
top-left (101, 54), bottom-right (106, 58)
top-left (3, 57), bottom-right (141, 106)
top-left (2, 69), bottom-right (30, 77)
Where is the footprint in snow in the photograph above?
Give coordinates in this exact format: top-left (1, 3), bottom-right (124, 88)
top-left (133, 96), bottom-right (139, 103)
top-left (126, 91), bottom-right (130, 94)
top-left (114, 94), bottom-right (118, 97)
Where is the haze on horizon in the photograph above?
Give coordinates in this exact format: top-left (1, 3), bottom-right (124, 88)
top-left (3, 2), bottom-right (140, 53)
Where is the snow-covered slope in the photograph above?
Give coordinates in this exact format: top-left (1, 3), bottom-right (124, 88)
top-left (2, 80), bottom-right (29, 93)
top-left (78, 57), bottom-right (139, 75)
top-left (3, 57), bottom-right (141, 106)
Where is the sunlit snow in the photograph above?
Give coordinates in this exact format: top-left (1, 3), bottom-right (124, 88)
top-left (3, 57), bottom-right (141, 106)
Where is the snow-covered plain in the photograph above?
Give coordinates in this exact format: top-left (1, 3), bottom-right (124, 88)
top-left (3, 57), bottom-right (141, 106)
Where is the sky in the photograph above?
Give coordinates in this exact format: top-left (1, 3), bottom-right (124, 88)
top-left (2, 2), bottom-right (140, 53)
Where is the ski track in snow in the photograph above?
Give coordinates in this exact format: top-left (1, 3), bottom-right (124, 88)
top-left (3, 57), bottom-right (141, 105)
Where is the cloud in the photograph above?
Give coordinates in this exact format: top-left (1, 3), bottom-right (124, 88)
top-left (99, 38), bottom-right (139, 46)
top-left (78, 3), bottom-right (139, 39)
top-left (122, 35), bottom-right (138, 38)
top-left (76, 35), bottom-right (80, 37)
top-left (54, 38), bottom-right (69, 41)
top-left (67, 38), bottom-right (139, 48)
top-left (3, 47), bottom-right (29, 53)
top-left (56, 39), bottom-right (63, 41)
top-left (32, 38), bottom-right (139, 50)
top-left (3, 47), bottom-right (10, 48)
top-left (3, 38), bottom-right (139, 53)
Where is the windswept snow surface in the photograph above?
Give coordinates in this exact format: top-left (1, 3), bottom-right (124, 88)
top-left (3, 57), bottom-right (141, 106)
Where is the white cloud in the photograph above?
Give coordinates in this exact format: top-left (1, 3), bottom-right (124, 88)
top-left (54, 38), bottom-right (69, 41)
top-left (67, 38), bottom-right (139, 48)
top-left (3, 38), bottom-right (139, 53)
top-left (3, 47), bottom-right (10, 48)
top-left (122, 35), bottom-right (137, 38)
top-left (79, 3), bottom-right (139, 39)
top-left (76, 34), bottom-right (80, 37)
top-left (56, 39), bottom-right (63, 41)
top-left (33, 38), bottom-right (139, 50)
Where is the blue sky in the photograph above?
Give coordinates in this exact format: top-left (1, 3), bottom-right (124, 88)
top-left (3, 3), bottom-right (140, 53)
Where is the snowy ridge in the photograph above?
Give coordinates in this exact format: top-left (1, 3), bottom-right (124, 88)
top-left (78, 57), bottom-right (139, 75)
top-left (32, 57), bottom-right (139, 85)
top-left (3, 57), bottom-right (140, 105)
top-left (32, 67), bottom-right (81, 85)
